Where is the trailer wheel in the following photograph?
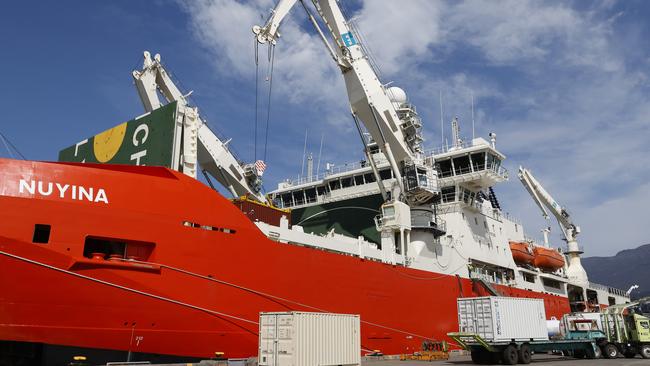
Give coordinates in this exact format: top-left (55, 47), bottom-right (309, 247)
top-left (641, 344), bottom-right (650, 359)
top-left (603, 343), bottom-right (619, 359)
top-left (518, 344), bottom-right (531, 364)
top-left (573, 349), bottom-right (585, 359)
top-left (502, 345), bottom-right (518, 365)
top-left (470, 350), bottom-right (483, 364)
top-left (471, 350), bottom-right (496, 365)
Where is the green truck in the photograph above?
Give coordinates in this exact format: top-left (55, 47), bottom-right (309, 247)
top-left (449, 297), bottom-right (650, 364)
top-left (599, 298), bottom-right (650, 359)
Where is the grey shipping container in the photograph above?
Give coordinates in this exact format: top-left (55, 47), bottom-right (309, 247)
top-left (258, 312), bottom-right (360, 366)
top-left (457, 297), bottom-right (548, 342)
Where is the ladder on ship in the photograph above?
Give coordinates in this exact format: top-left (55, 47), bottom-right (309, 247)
top-left (472, 278), bottom-right (501, 296)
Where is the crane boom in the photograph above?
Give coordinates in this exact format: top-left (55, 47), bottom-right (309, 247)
top-left (253, 0), bottom-right (437, 205)
top-left (132, 51), bottom-right (269, 204)
top-left (517, 166), bottom-right (577, 239)
top-left (518, 166), bottom-right (588, 286)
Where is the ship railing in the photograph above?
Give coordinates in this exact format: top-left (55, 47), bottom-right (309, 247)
top-left (424, 138), bottom-right (475, 156)
top-left (284, 159), bottom-right (388, 187)
top-left (589, 282), bottom-right (609, 292)
top-left (562, 244), bottom-right (585, 253)
top-left (501, 211), bottom-right (522, 225)
top-left (436, 162), bottom-right (508, 180)
top-left (607, 286), bottom-right (627, 297)
top-left (395, 102), bottom-right (418, 114)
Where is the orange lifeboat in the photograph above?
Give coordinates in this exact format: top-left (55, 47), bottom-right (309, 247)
top-left (532, 246), bottom-right (565, 271)
top-left (509, 241), bottom-right (534, 265)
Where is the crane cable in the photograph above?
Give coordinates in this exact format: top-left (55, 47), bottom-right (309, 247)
top-left (263, 44), bottom-right (276, 161)
top-left (0, 131), bottom-right (26, 160)
top-left (253, 38), bottom-right (260, 161)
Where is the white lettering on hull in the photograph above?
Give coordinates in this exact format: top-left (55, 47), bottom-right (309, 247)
top-left (18, 179), bottom-right (109, 204)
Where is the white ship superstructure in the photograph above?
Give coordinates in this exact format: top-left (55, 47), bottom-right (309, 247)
top-left (265, 123), bottom-right (628, 310)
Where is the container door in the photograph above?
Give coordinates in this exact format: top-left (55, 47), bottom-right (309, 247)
top-left (458, 299), bottom-right (476, 333)
top-left (275, 314), bottom-right (295, 366)
top-left (259, 314), bottom-right (277, 366)
top-left (476, 298), bottom-right (493, 340)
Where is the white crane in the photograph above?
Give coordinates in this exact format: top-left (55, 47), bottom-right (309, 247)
top-left (132, 51), bottom-right (269, 204)
top-left (518, 166), bottom-right (588, 286)
top-left (626, 285), bottom-right (639, 297)
top-left (253, 0), bottom-right (444, 263)
top-left (253, 0), bottom-right (438, 206)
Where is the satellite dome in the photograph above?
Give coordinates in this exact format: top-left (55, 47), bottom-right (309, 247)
top-left (386, 86), bottom-right (407, 104)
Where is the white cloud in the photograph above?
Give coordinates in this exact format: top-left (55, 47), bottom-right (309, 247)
top-left (443, 0), bottom-right (622, 71)
top-left (180, 0), bottom-right (650, 255)
top-left (353, 0), bottom-right (443, 74)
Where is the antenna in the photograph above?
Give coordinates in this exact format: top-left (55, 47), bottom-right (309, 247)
top-left (471, 92), bottom-right (475, 141)
top-left (300, 129), bottom-right (308, 178)
top-left (306, 153), bottom-right (314, 182)
top-left (451, 117), bottom-right (462, 148)
top-left (316, 133), bottom-right (324, 177)
top-left (439, 91), bottom-right (444, 146)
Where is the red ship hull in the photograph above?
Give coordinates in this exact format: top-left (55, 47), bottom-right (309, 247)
top-left (0, 158), bottom-right (570, 361)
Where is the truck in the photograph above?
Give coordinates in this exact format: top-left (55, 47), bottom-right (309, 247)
top-left (599, 298), bottom-right (650, 359)
top-left (448, 297), bottom-right (601, 364)
top-left (557, 314), bottom-right (605, 358)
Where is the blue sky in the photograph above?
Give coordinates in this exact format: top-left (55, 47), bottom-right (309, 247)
top-left (1, 0), bottom-right (649, 256)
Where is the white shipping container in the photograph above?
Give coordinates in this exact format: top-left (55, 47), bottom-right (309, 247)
top-left (258, 312), bottom-right (360, 366)
top-left (457, 297), bottom-right (549, 342)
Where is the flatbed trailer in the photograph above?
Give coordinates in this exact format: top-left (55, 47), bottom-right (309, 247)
top-left (448, 332), bottom-right (601, 365)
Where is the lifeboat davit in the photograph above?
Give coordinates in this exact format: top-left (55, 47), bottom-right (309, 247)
top-left (509, 241), bottom-right (534, 265)
top-left (533, 246), bottom-right (565, 271)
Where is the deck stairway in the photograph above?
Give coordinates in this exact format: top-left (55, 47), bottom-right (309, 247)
top-left (471, 278), bottom-right (501, 296)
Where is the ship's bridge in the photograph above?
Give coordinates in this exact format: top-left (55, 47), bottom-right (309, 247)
top-left (426, 137), bottom-right (508, 191)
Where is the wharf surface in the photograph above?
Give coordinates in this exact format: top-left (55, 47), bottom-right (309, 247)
top-left (134, 353), bottom-right (648, 366)
top-left (363, 353), bottom-right (648, 365)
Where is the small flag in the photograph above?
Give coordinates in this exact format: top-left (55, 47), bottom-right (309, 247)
top-left (255, 160), bottom-right (267, 176)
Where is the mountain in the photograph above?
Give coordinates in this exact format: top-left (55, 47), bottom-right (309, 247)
top-left (582, 244), bottom-right (650, 300)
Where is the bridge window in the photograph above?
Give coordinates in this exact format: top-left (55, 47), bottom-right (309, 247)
top-left (379, 169), bottom-right (392, 180)
top-left (437, 159), bottom-right (453, 177)
top-left (293, 190), bottom-right (305, 205)
top-left (354, 175), bottom-right (364, 186)
top-left (341, 177), bottom-right (353, 188)
top-left (453, 155), bottom-right (471, 175)
top-left (364, 173), bottom-right (376, 183)
top-left (471, 153), bottom-right (485, 171)
top-left (305, 188), bottom-right (317, 202)
top-left (440, 186), bottom-right (456, 203)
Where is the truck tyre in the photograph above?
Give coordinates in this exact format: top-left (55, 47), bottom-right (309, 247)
top-left (586, 345), bottom-right (601, 359)
top-left (641, 344), bottom-right (650, 359)
top-left (502, 345), bottom-right (518, 365)
top-left (573, 349), bottom-right (585, 358)
top-left (470, 350), bottom-right (483, 364)
top-left (518, 344), bottom-right (531, 364)
top-left (471, 350), bottom-right (491, 365)
top-left (604, 343), bottom-right (619, 359)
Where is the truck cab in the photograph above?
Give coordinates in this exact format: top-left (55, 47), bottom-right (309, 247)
top-left (564, 319), bottom-right (607, 341)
